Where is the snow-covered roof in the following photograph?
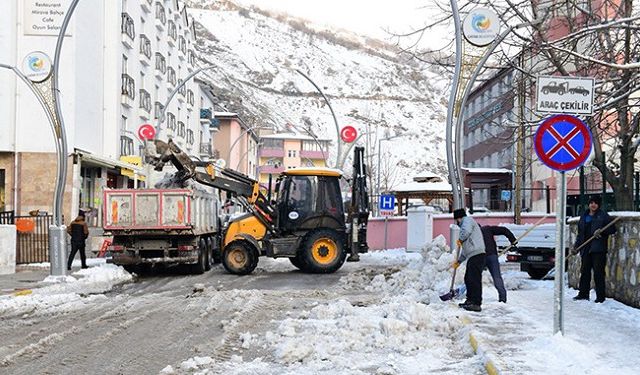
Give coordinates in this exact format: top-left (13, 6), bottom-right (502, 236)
top-left (393, 181), bottom-right (453, 193)
top-left (463, 167), bottom-right (513, 174)
top-left (213, 111), bottom-right (238, 118)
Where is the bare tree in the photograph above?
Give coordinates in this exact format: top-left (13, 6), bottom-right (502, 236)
top-left (400, 0), bottom-right (640, 209)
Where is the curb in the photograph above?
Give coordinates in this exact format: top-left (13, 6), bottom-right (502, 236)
top-left (460, 315), bottom-right (501, 375)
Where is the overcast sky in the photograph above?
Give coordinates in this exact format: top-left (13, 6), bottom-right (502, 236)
top-left (237, 0), bottom-right (448, 49)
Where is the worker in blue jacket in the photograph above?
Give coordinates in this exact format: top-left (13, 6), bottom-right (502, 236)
top-left (572, 195), bottom-right (616, 303)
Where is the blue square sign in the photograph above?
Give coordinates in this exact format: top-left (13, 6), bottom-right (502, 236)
top-left (501, 190), bottom-right (511, 201)
top-left (379, 194), bottom-right (395, 211)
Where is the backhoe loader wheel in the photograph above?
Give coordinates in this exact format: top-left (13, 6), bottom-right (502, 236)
top-left (300, 229), bottom-right (346, 274)
top-left (222, 241), bottom-right (258, 275)
top-left (289, 254), bottom-right (307, 271)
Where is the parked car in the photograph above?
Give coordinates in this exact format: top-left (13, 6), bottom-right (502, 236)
top-left (569, 86), bottom-right (590, 96)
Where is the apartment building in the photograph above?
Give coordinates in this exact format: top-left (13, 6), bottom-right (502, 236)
top-left (212, 112), bottom-right (259, 179)
top-left (258, 132), bottom-right (330, 186)
top-left (0, 0), bottom-right (202, 225)
top-left (461, 67), bottom-right (517, 211)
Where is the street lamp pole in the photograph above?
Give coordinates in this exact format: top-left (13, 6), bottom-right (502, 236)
top-left (295, 69), bottom-right (342, 168)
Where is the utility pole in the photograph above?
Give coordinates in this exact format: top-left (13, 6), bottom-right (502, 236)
top-left (514, 48), bottom-right (526, 224)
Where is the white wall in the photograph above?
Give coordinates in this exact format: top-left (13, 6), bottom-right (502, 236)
top-left (0, 225), bottom-right (17, 275)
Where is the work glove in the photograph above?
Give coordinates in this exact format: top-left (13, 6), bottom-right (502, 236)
top-left (452, 261), bottom-right (460, 270)
top-left (456, 239), bottom-right (463, 248)
top-left (593, 229), bottom-right (603, 239)
top-left (570, 247), bottom-right (578, 256)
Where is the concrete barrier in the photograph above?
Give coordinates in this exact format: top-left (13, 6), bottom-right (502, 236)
top-left (0, 225), bottom-right (17, 275)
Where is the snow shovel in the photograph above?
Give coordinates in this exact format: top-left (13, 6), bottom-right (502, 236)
top-left (542, 216), bottom-right (621, 280)
top-left (440, 243), bottom-right (462, 301)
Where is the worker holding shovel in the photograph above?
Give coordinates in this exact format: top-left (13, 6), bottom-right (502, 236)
top-left (452, 208), bottom-right (486, 312)
top-left (573, 195), bottom-right (617, 303)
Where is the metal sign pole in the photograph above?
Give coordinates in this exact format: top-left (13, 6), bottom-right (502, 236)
top-left (554, 171), bottom-right (567, 334)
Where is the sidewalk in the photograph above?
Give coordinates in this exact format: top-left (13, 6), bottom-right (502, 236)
top-left (0, 258), bottom-right (106, 296)
top-left (466, 274), bottom-right (640, 374)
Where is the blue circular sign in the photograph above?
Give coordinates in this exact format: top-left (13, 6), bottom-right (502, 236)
top-left (534, 115), bottom-right (592, 171)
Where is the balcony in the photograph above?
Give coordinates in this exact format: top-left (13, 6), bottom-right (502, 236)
top-left (167, 67), bottom-right (176, 88)
top-left (155, 53), bottom-right (166, 79)
top-left (177, 79), bottom-right (185, 102)
top-left (139, 34), bottom-right (151, 65)
top-left (178, 36), bottom-right (187, 59)
top-left (177, 121), bottom-right (186, 137)
top-left (154, 101), bottom-right (164, 119)
top-left (259, 165), bottom-right (285, 174)
top-left (187, 50), bottom-right (196, 70)
top-left (186, 129), bottom-right (194, 145)
top-left (155, 2), bottom-right (166, 30)
top-left (300, 150), bottom-right (327, 159)
top-left (167, 21), bottom-right (177, 46)
top-left (199, 143), bottom-right (212, 158)
top-left (166, 112), bottom-right (176, 131)
top-left (121, 12), bottom-right (135, 49)
top-left (141, 0), bottom-right (153, 13)
top-left (121, 74), bottom-right (135, 107)
top-left (139, 89), bottom-right (152, 114)
top-left (186, 89), bottom-right (194, 107)
top-left (259, 148), bottom-right (286, 158)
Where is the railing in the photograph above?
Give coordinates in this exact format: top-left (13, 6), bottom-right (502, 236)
top-left (200, 108), bottom-right (212, 120)
top-left (167, 67), bottom-right (176, 86)
top-left (167, 112), bottom-right (177, 130)
top-left (177, 80), bottom-right (186, 96)
top-left (155, 52), bottom-right (167, 74)
top-left (154, 101), bottom-right (164, 119)
top-left (178, 36), bottom-right (187, 55)
top-left (120, 135), bottom-right (134, 156)
top-left (177, 121), bottom-right (186, 137)
top-left (259, 148), bottom-right (286, 158)
top-left (14, 214), bottom-right (53, 264)
top-left (121, 74), bottom-right (135, 99)
top-left (188, 49), bottom-right (197, 66)
top-left (0, 210), bottom-right (15, 224)
top-left (199, 144), bottom-right (212, 156)
top-left (167, 20), bottom-right (177, 42)
top-left (187, 129), bottom-right (194, 145)
top-left (139, 89), bottom-right (152, 113)
top-left (139, 34), bottom-right (151, 59)
top-left (155, 2), bottom-right (166, 25)
top-left (121, 12), bottom-right (135, 41)
top-left (187, 89), bottom-right (195, 106)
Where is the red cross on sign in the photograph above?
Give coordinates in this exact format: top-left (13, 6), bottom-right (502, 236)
top-left (534, 115), bottom-right (592, 172)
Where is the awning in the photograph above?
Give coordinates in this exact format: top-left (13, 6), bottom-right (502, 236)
top-left (75, 150), bottom-right (146, 179)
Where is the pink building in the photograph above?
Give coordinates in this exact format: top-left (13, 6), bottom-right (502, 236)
top-left (212, 112), bottom-right (259, 179)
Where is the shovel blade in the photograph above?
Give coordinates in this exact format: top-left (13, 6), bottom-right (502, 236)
top-left (439, 289), bottom-right (457, 301)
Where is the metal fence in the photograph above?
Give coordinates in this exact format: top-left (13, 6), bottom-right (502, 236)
top-left (0, 210), bottom-right (15, 224)
top-left (14, 214), bottom-right (52, 264)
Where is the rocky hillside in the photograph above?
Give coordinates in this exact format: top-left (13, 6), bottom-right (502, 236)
top-left (187, 0), bottom-right (450, 184)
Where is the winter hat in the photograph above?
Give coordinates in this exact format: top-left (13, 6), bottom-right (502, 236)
top-left (78, 210), bottom-right (85, 218)
top-left (453, 208), bottom-right (467, 220)
top-left (588, 195), bottom-right (602, 206)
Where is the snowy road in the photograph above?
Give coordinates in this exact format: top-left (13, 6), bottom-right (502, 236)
top-left (0, 245), bottom-right (485, 375)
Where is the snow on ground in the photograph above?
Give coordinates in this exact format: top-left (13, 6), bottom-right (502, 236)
top-left (167, 236), bottom-right (486, 374)
top-left (0, 262), bottom-right (133, 318)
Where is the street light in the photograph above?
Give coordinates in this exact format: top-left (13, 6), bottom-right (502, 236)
top-left (376, 132), bottom-right (404, 216)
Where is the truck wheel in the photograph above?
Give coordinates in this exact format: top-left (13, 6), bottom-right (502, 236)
top-left (222, 241), bottom-right (258, 275)
top-left (527, 268), bottom-right (549, 280)
top-left (191, 240), bottom-right (207, 275)
top-left (300, 229), bottom-right (346, 274)
top-left (204, 238), bottom-right (213, 271)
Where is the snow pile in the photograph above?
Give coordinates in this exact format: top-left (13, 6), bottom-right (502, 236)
top-left (340, 235), bottom-right (458, 303)
top-left (0, 264), bottom-right (133, 318)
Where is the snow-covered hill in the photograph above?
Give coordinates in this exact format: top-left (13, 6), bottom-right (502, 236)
top-left (187, 0), bottom-right (450, 185)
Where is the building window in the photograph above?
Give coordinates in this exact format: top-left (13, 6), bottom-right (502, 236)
top-left (122, 55), bottom-right (128, 74)
top-left (287, 150), bottom-right (297, 158)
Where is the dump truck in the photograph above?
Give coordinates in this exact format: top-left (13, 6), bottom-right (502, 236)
top-left (103, 187), bottom-right (220, 274)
